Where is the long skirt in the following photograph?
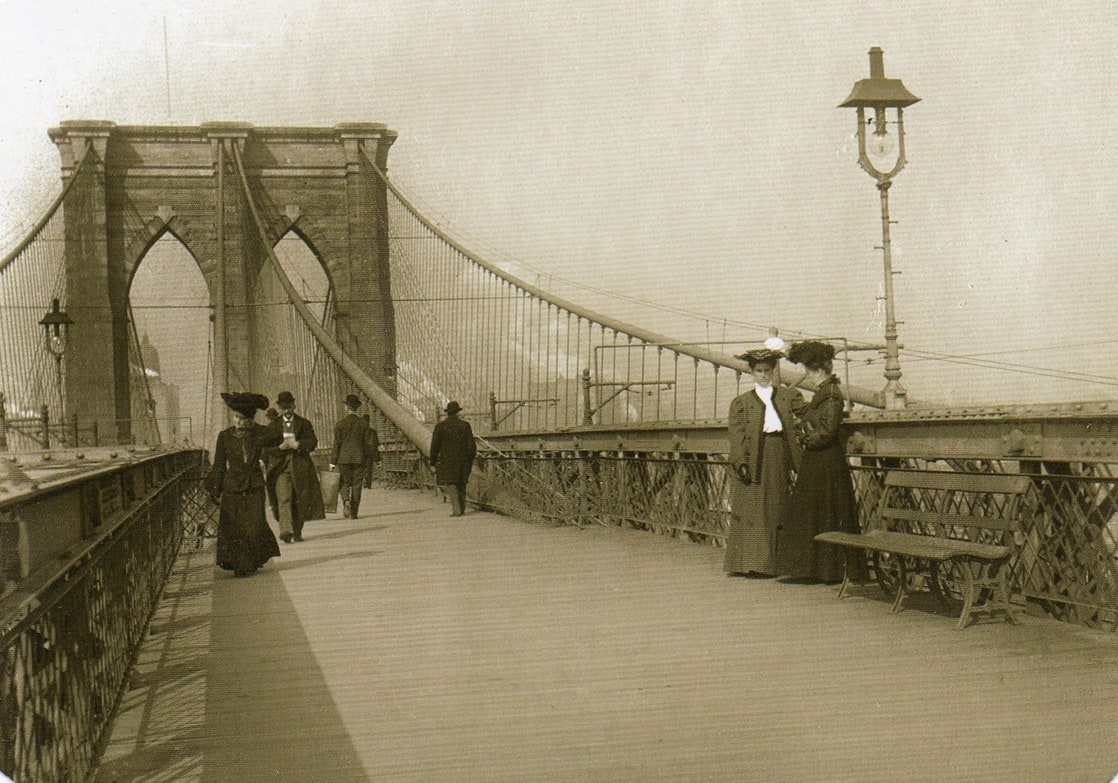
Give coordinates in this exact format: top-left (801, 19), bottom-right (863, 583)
top-left (216, 489), bottom-right (281, 574)
top-left (778, 443), bottom-right (867, 583)
top-left (724, 434), bottom-right (791, 575)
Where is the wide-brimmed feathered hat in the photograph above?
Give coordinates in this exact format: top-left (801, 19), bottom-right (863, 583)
top-left (787, 340), bottom-right (836, 370)
top-left (735, 348), bottom-right (784, 369)
top-left (221, 392), bottom-right (270, 418)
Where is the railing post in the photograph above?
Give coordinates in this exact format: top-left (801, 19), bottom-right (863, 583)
top-left (41, 404), bottom-right (50, 449)
top-left (92, 420), bottom-right (99, 446)
top-left (71, 412), bottom-right (79, 447)
top-left (582, 369), bottom-right (593, 425)
top-left (489, 391), bottom-right (498, 431)
top-left (0, 391), bottom-right (8, 451)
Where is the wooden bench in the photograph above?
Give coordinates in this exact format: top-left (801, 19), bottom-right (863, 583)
top-left (815, 470), bottom-right (1032, 629)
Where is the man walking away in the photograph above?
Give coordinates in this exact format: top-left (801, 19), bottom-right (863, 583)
top-left (429, 400), bottom-right (477, 517)
top-left (331, 394), bottom-right (373, 519)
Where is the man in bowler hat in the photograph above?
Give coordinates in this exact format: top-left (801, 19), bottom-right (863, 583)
top-left (429, 400), bottom-right (477, 517)
top-left (267, 391), bottom-right (325, 542)
top-left (330, 393), bottom-right (378, 518)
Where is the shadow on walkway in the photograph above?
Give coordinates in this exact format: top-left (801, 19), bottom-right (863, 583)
top-left (94, 546), bottom-right (371, 782)
top-left (94, 486), bottom-right (1118, 783)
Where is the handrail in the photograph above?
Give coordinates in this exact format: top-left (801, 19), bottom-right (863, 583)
top-left (0, 141), bottom-right (92, 273)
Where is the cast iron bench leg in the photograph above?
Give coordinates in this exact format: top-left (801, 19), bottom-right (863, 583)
top-left (956, 559), bottom-right (977, 630)
top-left (835, 549), bottom-right (853, 599)
top-left (890, 556), bottom-right (908, 613)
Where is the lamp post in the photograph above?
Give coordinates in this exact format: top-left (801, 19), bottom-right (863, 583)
top-left (39, 298), bottom-right (74, 423)
top-left (840, 47), bottom-right (920, 409)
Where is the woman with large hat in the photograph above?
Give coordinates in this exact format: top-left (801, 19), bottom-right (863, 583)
top-left (778, 341), bottom-right (868, 583)
top-left (724, 347), bottom-right (805, 577)
top-left (207, 392), bottom-right (284, 576)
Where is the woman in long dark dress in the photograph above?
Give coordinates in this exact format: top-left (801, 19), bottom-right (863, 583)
top-left (207, 392), bottom-right (284, 577)
top-left (778, 341), bottom-right (868, 583)
top-left (724, 349), bottom-right (804, 577)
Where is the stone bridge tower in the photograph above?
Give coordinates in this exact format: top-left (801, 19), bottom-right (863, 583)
top-left (50, 121), bottom-right (397, 444)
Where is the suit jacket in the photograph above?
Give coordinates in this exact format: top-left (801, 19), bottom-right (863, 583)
top-left (429, 415), bottom-right (477, 485)
top-left (333, 413), bottom-right (370, 465)
top-left (727, 385), bottom-right (804, 484)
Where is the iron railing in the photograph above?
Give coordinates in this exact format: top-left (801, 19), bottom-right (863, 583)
top-left (455, 402), bottom-right (1118, 631)
top-left (0, 449), bottom-right (208, 783)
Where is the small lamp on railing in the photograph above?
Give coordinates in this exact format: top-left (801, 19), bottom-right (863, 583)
top-left (840, 47), bottom-right (920, 409)
top-left (39, 298), bottom-right (74, 422)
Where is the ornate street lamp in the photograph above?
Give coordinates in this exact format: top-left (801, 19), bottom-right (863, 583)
top-left (840, 47), bottom-right (920, 409)
top-left (39, 298), bottom-right (74, 422)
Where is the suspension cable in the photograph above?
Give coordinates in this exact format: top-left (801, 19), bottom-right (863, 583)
top-left (0, 141), bottom-right (93, 273)
top-left (229, 141), bottom-right (434, 455)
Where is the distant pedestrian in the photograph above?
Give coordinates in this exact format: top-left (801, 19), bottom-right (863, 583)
top-left (429, 400), bottom-right (476, 517)
top-left (724, 348), bottom-right (804, 577)
top-left (360, 412), bottom-right (381, 489)
top-left (778, 341), bottom-right (867, 584)
top-left (207, 392), bottom-right (283, 577)
top-left (267, 391), bottom-right (325, 543)
top-left (331, 394), bottom-right (374, 518)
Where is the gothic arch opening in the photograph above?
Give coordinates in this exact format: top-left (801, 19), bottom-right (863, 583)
top-left (249, 231), bottom-right (337, 428)
top-left (128, 233), bottom-right (211, 446)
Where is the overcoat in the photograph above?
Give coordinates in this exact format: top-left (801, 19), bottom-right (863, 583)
top-left (265, 412), bottom-right (326, 523)
top-left (429, 415), bottom-right (477, 485)
top-left (724, 384), bottom-right (805, 574)
top-left (727, 386), bottom-right (804, 483)
top-left (333, 413), bottom-right (370, 465)
top-left (778, 376), bottom-right (867, 582)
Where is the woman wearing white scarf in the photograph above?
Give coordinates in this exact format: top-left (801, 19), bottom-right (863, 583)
top-left (725, 348), bottom-right (805, 577)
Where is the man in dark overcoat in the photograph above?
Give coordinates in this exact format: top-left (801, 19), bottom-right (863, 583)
top-left (268, 391), bottom-right (326, 542)
top-left (429, 400), bottom-right (477, 517)
top-left (331, 394), bottom-right (374, 518)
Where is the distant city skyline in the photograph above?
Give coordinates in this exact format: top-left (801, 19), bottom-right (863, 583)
top-left (3, 1), bottom-right (1117, 407)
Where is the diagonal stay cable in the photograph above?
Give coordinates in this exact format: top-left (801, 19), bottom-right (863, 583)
top-left (229, 141), bottom-right (434, 456)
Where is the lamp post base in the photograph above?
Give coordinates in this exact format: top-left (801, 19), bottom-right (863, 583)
top-left (883, 382), bottom-right (907, 410)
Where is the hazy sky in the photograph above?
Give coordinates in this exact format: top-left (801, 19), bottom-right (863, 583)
top-left (2, 1), bottom-right (1117, 407)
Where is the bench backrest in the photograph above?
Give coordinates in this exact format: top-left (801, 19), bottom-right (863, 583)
top-left (879, 470), bottom-right (1031, 542)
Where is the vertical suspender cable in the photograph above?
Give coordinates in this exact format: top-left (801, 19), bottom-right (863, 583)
top-left (213, 139), bottom-right (227, 418)
top-left (229, 140), bottom-right (433, 454)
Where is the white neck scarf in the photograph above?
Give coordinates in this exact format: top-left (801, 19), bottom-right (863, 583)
top-left (754, 384), bottom-right (783, 433)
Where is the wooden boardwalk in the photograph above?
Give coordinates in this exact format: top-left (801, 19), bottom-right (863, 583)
top-left (93, 486), bottom-right (1118, 783)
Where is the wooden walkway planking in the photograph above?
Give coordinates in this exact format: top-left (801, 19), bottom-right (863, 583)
top-left (92, 486), bottom-right (1118, 783)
